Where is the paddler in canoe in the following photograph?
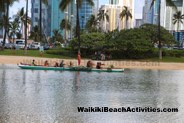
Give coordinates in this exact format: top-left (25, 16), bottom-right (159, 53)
top-left (96, 62), bottom-right (105, 69)
top-left (86, 60), bottom-right (95, 68)
top-left (44, 60), bottom-right (49, 67)
top-left (19, 59), bottom-right (37, 66)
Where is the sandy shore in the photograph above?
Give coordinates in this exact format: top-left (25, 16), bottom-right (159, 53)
top-left (0, 55), bottom-right (184, 70)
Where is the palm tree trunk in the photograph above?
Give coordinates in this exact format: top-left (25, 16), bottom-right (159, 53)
top-left (39, 0), bottom-right (42, 42)
top-left (3, 24), bottom-right (7, 46)
top-left (65, 6), bottom-right (68, 44)
top-left (158, 0), bottom-right (162, 60)
top-left (76, 0), bottom-right (81, 54)
top-left (20, 21), bottom-right (23, 38)
top-left (24, 0), bottom-right (28, 52)
top-left (3, 3), bottom-right (9, 47)
top-left (64, 19), bottom-right (67, 43)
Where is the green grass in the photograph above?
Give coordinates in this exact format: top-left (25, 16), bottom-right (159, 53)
top-left (147, 57), bottom-right (184, 63)
top-left (1, 49), bottom-right (184, 63)
top-left (0, 49), bottom-right (74, 59)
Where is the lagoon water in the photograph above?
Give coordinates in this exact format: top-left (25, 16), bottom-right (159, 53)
top-left (0, 64), bottom-right (184, 123)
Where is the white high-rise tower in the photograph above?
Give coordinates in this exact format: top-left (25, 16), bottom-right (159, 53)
top-left (99, 0), bottom-right (134, 31)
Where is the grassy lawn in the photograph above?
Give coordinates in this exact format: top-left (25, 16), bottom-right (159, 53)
top-left (0, 49), bottom-right (184, 63)
top-left (0, 49), bottom-right (74, 59)
top-left (147, 57), bottom-right (184, 63)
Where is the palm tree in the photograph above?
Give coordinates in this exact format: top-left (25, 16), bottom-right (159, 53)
top-left (9, 18), bottom-right (20, 43)
top-left (29, 25), bottom-right (40, 42)
top-left (52, 29), bottom-right (63, 43)
top-left (0, 14), bottom-right (10, 35)
top-left (85, 14), bottom-right (98, 32)
top-left (150, 0), bottom-right (176, 59)
top-left (15, 7), bottom-right (31, 36)
top-left (97, 9), bottom-right (109, 32)
top-left (119, 6), bottom-right (132, 29)
top-left (60, 19), bottom-right (71, 42)
top-left (173, 11), bottom-right (184, 33)
top-left (59, 0), bottom-right (94, 55)
top-left (97, 10), bottom-right (109, 22)
top-left (39, 0), bottom-right (48, 42)
top-left (24, 0), bottom-right (28, 51)
top-left (1, 0), bottom-right (18, 47)
top-left (60, 19), bottom-right (71, 30)
top-left (0, 15), bottom-right (12, 44)
top-left (16, 7), bottom-right (24, 36)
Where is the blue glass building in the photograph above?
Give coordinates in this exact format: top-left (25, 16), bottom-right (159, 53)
top-left (79, 0), bottom-right (93, 29)
top-left (51, 0), bottom-right (65, 36)
top-left (31, 0), bottom-right (51, 37)
top-left (143, 0), bottom-right (159, 24)
top-left (109, 0), bottom-right (119, 5)
top-left (153, 0), bottom-right (159, 24)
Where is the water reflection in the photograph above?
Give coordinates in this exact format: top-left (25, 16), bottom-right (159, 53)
top-left (0, 65), bottom-right (184, 122)
top-left (73, 72), bottom-right (81, 92)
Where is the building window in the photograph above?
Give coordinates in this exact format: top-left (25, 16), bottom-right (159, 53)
top-left (34, 8), bottom-right (38, 13)
top-left (35, 17), bottom-right (38, 22)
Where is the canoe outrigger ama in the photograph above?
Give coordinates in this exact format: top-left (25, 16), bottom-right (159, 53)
top-left (18, 64), bottom-right (124, 73)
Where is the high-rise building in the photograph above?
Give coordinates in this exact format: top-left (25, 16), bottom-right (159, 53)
top-left (161, 0), bottom-right (184, 31)
top-left (143, 0), bottom-right (184, 31)
top-left (79, 0), bottom-right (93, 29)
top-left (109, 0), bottom-right (119, 5)
top-left (142, 0), bottom-right (157, 24)
top-left (31, 0), bottom-right (51, 37)
top-left (99, 0), bottom-right (134, 32)
top-left (31, 0), bottom-right (97, 39)
top-left (50, 0), bottom-right (65, 36)
top-left (161, 0), bottom-right (184, 46)
top-left (67, 0), bottom-right (76, 39)
top-left (135, 19), bottom-right (143, 28)
top-left (142, 0), bottom-right (184, 46)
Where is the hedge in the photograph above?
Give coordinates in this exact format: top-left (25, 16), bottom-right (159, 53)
top-left (46, 48), bottom-right (184, 59)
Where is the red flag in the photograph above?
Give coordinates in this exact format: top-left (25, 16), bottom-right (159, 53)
top-left (77, 53), bottom-right (81, 66)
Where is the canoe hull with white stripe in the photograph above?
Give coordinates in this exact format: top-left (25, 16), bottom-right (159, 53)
top-left (18, 65), bottom-right (124, 72)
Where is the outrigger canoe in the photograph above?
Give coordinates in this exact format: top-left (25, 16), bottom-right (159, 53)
top-left (18, 65), bottom-right (124, 73)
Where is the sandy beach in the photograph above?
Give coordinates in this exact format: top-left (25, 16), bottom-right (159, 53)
top-left (0, 55), bottom-right (184, 70)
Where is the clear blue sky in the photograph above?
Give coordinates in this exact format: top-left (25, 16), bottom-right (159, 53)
top-left (10, 0), bottom-right (144, 19)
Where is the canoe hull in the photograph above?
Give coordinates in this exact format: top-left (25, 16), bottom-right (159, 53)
top-left (18, 65), bottom-right (124, 72)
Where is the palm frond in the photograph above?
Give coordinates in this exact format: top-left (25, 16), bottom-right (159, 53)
top-left (173, 20), bottom-right (177, 24)
top-left (42, 0), bottom-right (48, 5)
top-left (166, 0), bottom-right (177, 10)
top-left (86, 0), bottom-right (94, 6)
top-left (150, 0), bottom-right (155, 9)
top-left (59, 0), bottom-right (72, 11)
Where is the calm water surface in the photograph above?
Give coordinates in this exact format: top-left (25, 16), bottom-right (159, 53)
top-left (0, 64), bottom-right (184, 123)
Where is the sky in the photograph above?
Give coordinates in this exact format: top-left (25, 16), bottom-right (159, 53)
top-left (10, 0), bottom-right (145, 19)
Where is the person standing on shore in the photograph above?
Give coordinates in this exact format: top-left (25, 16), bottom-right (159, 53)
top-left (78, 52), bottom-right (81, 66)
top-left (95, 52), bottom-right (98, 60)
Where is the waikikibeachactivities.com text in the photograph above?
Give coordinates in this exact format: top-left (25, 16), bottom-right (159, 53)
top-left (77, 107), bottom-right (178, 113)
